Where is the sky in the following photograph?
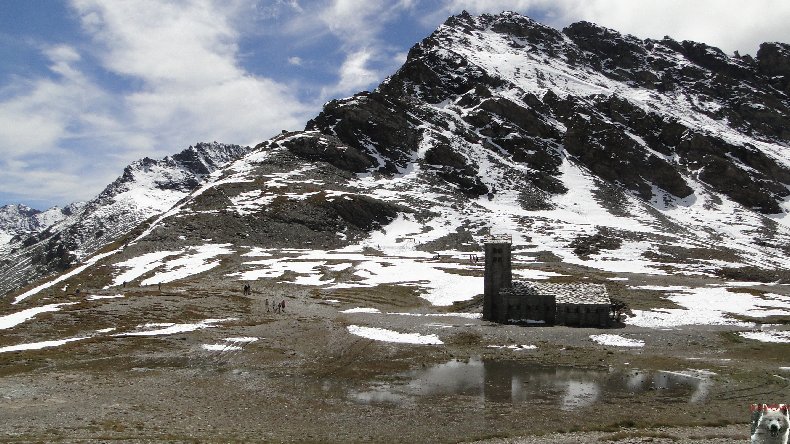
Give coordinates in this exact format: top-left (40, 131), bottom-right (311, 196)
top-left (2, 0), bottom-right (790, 210)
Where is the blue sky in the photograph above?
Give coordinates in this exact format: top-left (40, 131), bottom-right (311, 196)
top-left (3, 0), bottom-right (790, 210)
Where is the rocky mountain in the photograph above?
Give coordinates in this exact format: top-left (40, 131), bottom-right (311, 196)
top-left (0, 203), bottom-right (84, 251)
top-left (6, 11), bottom-right (790, 301)
top-left (0, 142), bottom-right (251, 296)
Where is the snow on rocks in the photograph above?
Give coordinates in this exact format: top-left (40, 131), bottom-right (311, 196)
top-left (347, 325), bottom-right (443, 345)
top-left (590, 334), bottom-right (645, 347)
top-left (109, 251), bottom-right (180, 287)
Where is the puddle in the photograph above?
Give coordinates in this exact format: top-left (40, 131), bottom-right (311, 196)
top-left (346, 358), bottom-right (712, 410)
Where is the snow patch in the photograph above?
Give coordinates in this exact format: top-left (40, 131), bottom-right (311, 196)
top-left (0, 302), bottom-right (77, 329)
top-left (346, 325), bottom-right (443, 345)
top-left (590, 334), bottom-right (645, 347)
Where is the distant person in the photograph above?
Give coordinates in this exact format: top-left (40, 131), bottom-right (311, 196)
top-left (265, 298), bottom-right (270, 312)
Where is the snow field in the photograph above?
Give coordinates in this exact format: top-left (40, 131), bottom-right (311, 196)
top-left (486, 344), bottom-right (537, 350)
top-left (626, 287), bottom-right (790, 328)
top-left (346, 325), bottom-right (444, 345)
top-left (590, 334), bottom-right (645, 347)
top-left (116, 318), bottom-right (236, 337)
top-left (0, 302), bottom-right (77, 330)
top-left (739, 331), bottom-right (790, 343)
top-left (202, 337), bottom-right (259, 352)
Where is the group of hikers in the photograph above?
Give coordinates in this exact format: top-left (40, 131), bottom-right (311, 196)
top-left (243, 283), bottom-right (286, 313)
top-left (266, 299), bottom-right (286, 313)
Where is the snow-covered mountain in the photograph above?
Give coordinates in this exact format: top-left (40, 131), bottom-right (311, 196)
top-left (0, 203), bottom-right (84, 251)
top-left (6, 11), bottom-right (790, 301)
top-left (0, 142), bottom-right (251, 296)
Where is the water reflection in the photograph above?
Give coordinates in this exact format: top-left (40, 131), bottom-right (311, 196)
top-left (348, 358), bottom-right (713, 410)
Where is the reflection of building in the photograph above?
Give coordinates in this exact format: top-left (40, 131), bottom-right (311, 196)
top-left (483, 235), bottom-right (612, 327)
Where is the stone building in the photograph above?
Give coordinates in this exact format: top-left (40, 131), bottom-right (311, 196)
top-left (483, 235), bottom-right (612, 327)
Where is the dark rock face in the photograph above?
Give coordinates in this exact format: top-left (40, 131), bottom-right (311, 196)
top-left (280, 133), bottom-right (375, 173)
top-left (569, 228), bottom-right (624, 258)
top-left (563, 113), bottom-right (692, 200)
top-left (306, 92), bottom-right (421, 173)
top-left (757, 42), bottom-right (790, 93)
top-left (324, 195), bottom-right (403, 230)
top-left (424, 141), bottom-right (488, 196)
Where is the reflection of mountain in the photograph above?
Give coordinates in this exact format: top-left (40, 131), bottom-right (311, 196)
top-left (350, 359), bottom-right (710, 409)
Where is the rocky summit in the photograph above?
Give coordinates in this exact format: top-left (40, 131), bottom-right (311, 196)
top-left (1, 12), bottom-right (789, 443)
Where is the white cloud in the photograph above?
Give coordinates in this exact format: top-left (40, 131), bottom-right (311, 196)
top-left (288, 56), bottom-right (303, 65)
top-left (321, 48), bottom-right (380, 97)
top-left (0, 0), bottom-right (314, 207)
top-left (286, 0), bottom-right (418, 98)
top-left (72, 0), bottom-right (310, 146)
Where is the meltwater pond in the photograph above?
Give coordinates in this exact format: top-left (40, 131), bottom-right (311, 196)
top-left (347, 358), bottom-right (713, 410)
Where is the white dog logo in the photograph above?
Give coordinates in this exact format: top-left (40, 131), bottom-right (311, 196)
top-left (752, 404), bottom-right (789, 444)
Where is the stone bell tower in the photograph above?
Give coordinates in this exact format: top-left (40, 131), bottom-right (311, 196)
top-left (483, 234), bottom-right (512, 322)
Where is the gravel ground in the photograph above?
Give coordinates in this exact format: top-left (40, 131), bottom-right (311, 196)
top-left (0, 252), bottom-right (786, 442)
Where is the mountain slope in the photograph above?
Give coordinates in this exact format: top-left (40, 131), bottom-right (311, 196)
top-left (0, 142), bottom-right (251, 296)
top-left (7, 10), bottom-right (790, 302)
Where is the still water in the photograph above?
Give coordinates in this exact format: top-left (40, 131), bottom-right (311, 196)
top-left (346, 358), bottom-right (712, 410)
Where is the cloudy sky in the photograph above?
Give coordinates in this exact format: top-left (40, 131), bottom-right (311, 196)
top-left (3, 0), bottom-right (790, 209)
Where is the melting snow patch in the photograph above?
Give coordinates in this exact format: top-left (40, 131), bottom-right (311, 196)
top-left (590, 334), bottom-right (645, 347)
top-left (110, 250), bottom-right (179, 287)
top-left (202, 343), bottom-right (242, 351)
top-left (241, 247), bottom-right (273, 257)
top-left (388, 312), bottom-right (482, 319)
top-left (513, 269), bottom-right (566, 280)
top-left (487, 344), bottom-right (537, 350)
top-left (346, 325), bottom-right (443, 345)
top-left (0, 336), bottom-right (90, 353)
top-left (0, 303), bottom-right (77, 329)
top-left (341, 307), bottom-right (380, 314)
top-left (202, 337), bottom-right (258, 352)
top-left (117, 318), bottom-right (236, 337)
top-left (140, 244), bottom-right (234, 286)
top-left (87, 294), bottom-right (124, 300)
top-left (627, 287), bottom-right (790, 328)
top-left (739, 331), bottom-right (790, 343)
